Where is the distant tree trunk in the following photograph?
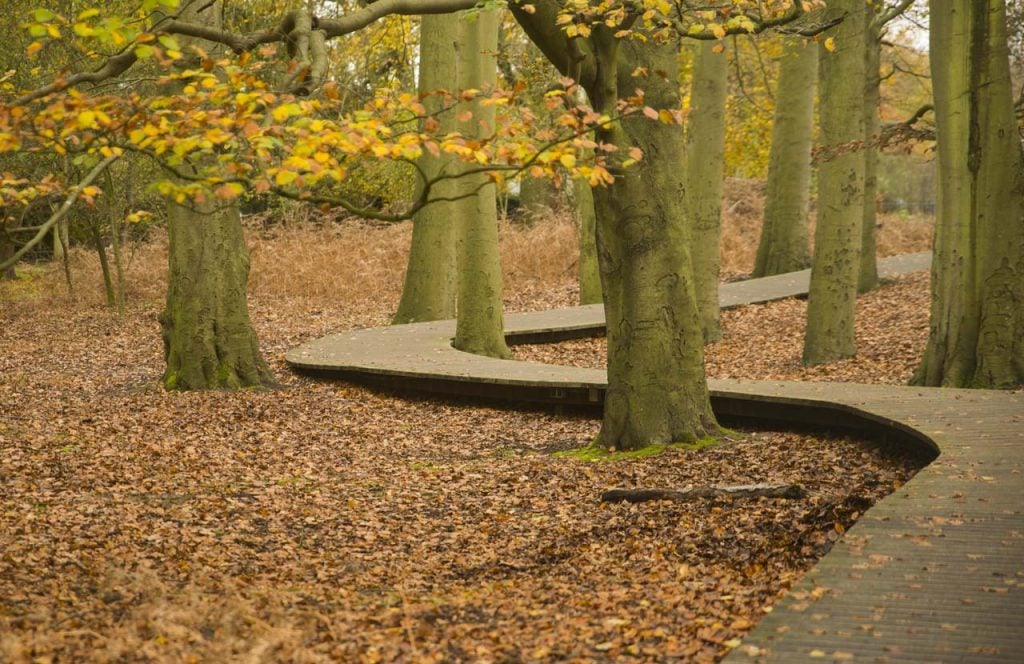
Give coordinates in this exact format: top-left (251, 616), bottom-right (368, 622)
top-left (453, 8), bottom-right (510, 359)
top-left (754, 36), bottom-right (816, 277)
top-left (684, 39), bottom-right (728, 342)
top-left (159, 0), bottom-right (275, 390)
top-left (393, 14), bottom-right (459, 324)
top-left (0, 230), bottom-right (15, 280)
top-left (803, 0), bottom-right (867, 366)
top-left (591, 37), bottom-right (718, 450)
top-left (913, 0), bottom-right (1024, 388)
top-left (89, 219), bottom-right (116, 307)
top-left (518, 176), bottom-right (560, 221)
top-left (859, 11), bottom-right (882, 293)
top-left (573, 175), bottom-right (602, 305)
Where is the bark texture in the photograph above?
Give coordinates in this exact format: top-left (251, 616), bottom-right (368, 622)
top-left (452, 8), bottom-right (510, 359)
top-left (914, 0), bottom-right (1024, 388)
top-left (754, 36), bottom-right (816, 277)
top-left (684, 40), bottom-right (729, 342)
top-left (803, 0), bottom-right (867, 366)
top-left (160, 200), bottom-right (274, 390)
top-left (393, 14), bottom-right (459, 324)
top-left (159, 0), bottom-right (274, 390)
top-left (589, 35), bottom-right (718, 450)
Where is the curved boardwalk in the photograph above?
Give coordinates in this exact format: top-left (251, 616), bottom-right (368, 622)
top-left (287, 252), bottom-right (1024, 662)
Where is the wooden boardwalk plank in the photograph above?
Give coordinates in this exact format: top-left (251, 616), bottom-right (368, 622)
top-left (285, 252), bottom-right (1024, 662)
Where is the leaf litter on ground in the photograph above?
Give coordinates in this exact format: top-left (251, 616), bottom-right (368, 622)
top-left (1, 214), bottom-right (933, 662)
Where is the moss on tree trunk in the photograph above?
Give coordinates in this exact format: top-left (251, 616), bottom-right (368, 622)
top-left (160, 201), bottom-right (274, 390)
top-left (158, 0), bottom-right (273, 391)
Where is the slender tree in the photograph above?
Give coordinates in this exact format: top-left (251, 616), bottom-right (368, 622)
top-left (913, 0), bottom-right (1024, 388)
top-left (684, 39), bottom-right (729, 342)
top-left (573, 174), bottom-right (602, 305)
top-left (452, 7), bottom-right (511, 359)
top-left (859, 5), bottom-right (882, 293)
top-left (754, 35), bottom-right (816, 277)
top-left (392, 14), bottom-right (460, 324)
top-left (803, 0), bottom-right (867, 366)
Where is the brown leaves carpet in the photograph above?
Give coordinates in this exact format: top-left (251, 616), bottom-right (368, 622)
top-left (1, 225), bottom-right (930, 662)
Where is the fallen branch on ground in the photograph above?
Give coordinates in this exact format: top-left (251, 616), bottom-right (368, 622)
top-left (601, 484), bottom-right (807, 504)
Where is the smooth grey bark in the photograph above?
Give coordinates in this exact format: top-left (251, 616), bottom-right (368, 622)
top-left (859, 11), bottom-right (882, 293)
top-left (159, 0), bottom-right (274, 390)
top-left (392, 14), bottom-right (460, 324)
top-left (573, 175), bottom-right (602, 305)
top-left (452, 8), bottom-right (511, 359)
top-left (754, 36), bottom-right (816, 277)
top-left (913, 0), bottom-right (1024, 388)
top-left (803, 0), bottom-right (867, 366)
top-left (684, 39), bottom-right (729, 342)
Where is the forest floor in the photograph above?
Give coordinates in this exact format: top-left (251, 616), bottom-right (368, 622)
top-left (1, 193), bottom-right (938, 662)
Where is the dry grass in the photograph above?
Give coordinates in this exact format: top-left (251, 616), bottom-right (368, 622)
top-left (718, 178), bottom-right (935, 280)
top-left (2, 188), bottom-right (933, 317)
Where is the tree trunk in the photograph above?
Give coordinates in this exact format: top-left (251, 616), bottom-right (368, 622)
top-left (913, 0), bottom-right (1024, 388)
top-left (753, 36), bottom-right (815, 278)
top-left (684, 39), bottom-right (729, 342)
top-left (518, 176), bottom-right (560, 221)
top-left (160, 201), bottom-right (274, 390)
top-left (159, 0), bottom-right (274, 390)
top-left (859, 12), bottom-right (882, 293)
top-left (803, 0), bottom-right (867, 366)
top-left (392, 14), bottom-right (459, 324)
top-left (0, 225), bottom-right (16, 280)
top-left (589, 36), bottom-right (718, 450)
top-left (573, 175), bottom-right (602, 305)
top-left (452, 8), bottom-right (510, 359)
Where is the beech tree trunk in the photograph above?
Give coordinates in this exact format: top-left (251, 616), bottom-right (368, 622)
top-left (518, 176), bottom-right (560, 221)
top-left (684, 39), bottom-right (729, 342)
top-left (160, 201), bottom-right (274, 390)
top-left (0, 227), bottom-right (16, 280)
top-left (452, 8), bottom-right (510, 359)
top-left (573, 175), bottom-right (602, 305)
top-left (159, 0), bottom-right (274, 390)
top-left (913, 0), bottom-right (1024, 388)
top-left (859, 12), bottom-right (882, 293)
top-left (803, 0), bottom-right (867, 366)
top-left (393, 14), bottom-right (459, 324)
top-left (589, 36), bottom-right (718, 450)
top-left (754, 36), bottom-right (816, 277)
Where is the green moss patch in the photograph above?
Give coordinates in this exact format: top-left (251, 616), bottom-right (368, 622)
top-left (553, 437), bottom-right (719, 462)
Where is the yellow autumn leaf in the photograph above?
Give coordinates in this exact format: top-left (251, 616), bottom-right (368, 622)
top-left (77, 110), bottom-right (97, 129)
top-left (274, 170), bottom-right (297, 186)
top-left (824, 37), bottom-right (836, 52)
top-left (559, 153), bottom-right (576, 169)
top-left (26, 42), bottom-right (43, 57)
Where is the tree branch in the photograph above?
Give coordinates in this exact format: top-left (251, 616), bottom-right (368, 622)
top-left (0, 154), bottom-right (120, 272)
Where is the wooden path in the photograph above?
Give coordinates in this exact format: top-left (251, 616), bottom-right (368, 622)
top-left (286, 251), bottom-right (1024, 662)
